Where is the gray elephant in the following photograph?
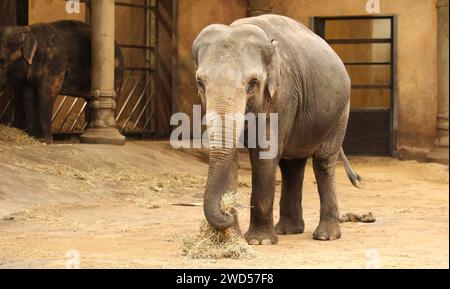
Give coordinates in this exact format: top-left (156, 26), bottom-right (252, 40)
top-left (193, 14), bottom-right (361, 245)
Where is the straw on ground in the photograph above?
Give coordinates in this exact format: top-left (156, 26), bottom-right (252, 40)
top-left (182, 192), bottom-right (255, 259)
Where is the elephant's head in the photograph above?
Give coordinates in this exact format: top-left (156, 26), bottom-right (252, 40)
top-left (0, 26), bottom-right (37, 89)
top-left (193, 23), bottom-right (281, 231)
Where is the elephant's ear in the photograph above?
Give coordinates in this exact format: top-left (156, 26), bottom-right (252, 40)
top-left (266, 39), bottom-right (281, 99)
top-left (192, 27), bottom-right (203, 70)
top-left (192, 42), bottom-right (198, 69)
top-left (21, 31), bottom-right (37, 66)
top-left (192, 24), bottom-right (228, 69)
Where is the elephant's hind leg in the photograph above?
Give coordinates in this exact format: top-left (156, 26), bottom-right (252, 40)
top-left (312, 156), bottom-right (341, 240)
top-left (312, 105), bottom-right (349, 240)
top-left (275, 158), bottom-right (307, 235)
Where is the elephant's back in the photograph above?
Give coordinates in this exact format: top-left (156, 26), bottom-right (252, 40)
top-left (231, 14), bottom-right (330, 56)
top-left (30, 20), bottom-right (91, 48)
top-left (29, 21), bottom-right (91, 97)
top-left (231, 14), bottom-right (315, 41)
top-left (29, 20), bottom-right (123, 98)
top-left (29, 20), bottom-right (91, 69)
top-left (232, 15), bottom-right (348, 85)
top-left (231, 15), bottom-right (349, 94)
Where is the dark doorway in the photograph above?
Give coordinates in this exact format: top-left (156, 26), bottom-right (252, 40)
top-left (313, 16), bottom-right (397, 156)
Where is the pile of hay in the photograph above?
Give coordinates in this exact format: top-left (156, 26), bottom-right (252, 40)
top-left (182, 192), bottom-right (255, 259)
top-left (0, 125), bottom-right (39, 145)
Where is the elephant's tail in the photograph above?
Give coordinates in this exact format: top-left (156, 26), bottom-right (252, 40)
top-left (340, 148), bottom-right (362, 188)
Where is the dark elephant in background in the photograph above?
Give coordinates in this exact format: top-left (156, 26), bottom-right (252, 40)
top-left (193, 15), bottom-right (361, 245)
top-left (0, 20), bottom-right (124, 143)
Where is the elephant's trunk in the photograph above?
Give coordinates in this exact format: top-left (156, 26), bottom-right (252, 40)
top-left (204, 124), bottom-right (237, 231)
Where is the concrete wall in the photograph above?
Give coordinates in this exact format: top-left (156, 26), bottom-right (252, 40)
top-left (29, 0), bottom-right (86, 23)
top-left (174, 0), bottom-right (248, 118)
top-left (272, 0), bottom-right (439, 159)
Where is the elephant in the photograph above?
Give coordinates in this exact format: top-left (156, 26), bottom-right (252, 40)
top-left (0, 20), bottom-right (124, 143)
top-left (193, 14), bottom-right (361, 245)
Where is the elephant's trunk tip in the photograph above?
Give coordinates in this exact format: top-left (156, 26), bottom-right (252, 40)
top-left (203, 198), bottom-right (235, 231)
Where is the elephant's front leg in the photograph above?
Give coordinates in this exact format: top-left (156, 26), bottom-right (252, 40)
top-left (37, 91), bottom-right (55, 144)
top-left (22, 85), bottom-right (38, 136)
top-left (37, 73), bottom-right (64, 143)
top-left (312, 156), bottom-right (341, 241)
top-left (245, 149), bottom-right (279, 245)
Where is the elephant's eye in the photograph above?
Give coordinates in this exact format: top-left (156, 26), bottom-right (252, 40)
top-left (246, 79), bottom-right (259, 95)
top-left (197, 79), bottom-right (206, 92)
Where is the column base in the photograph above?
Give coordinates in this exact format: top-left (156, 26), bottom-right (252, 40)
top-left (426, 147), bottom-right (449, 165)
top-left (80, 127), bottom-right (125, 145)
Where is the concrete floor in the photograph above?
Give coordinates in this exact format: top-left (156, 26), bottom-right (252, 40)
top-left (0, 140), bottom-right (448, 268)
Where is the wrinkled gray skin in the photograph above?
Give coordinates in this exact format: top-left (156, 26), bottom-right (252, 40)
top-left (193, 15), bottom-right (352, 245)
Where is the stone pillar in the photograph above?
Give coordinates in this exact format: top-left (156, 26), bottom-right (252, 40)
top-left (80, 0), bottom-right (125, 145)
top-left (436, 0), bottom-right (449, 147)
top-left (248, 0), bottom-right (272, 17)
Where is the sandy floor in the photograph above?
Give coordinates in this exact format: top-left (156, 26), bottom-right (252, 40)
top-left (0, 140), bottom-right (448, 269)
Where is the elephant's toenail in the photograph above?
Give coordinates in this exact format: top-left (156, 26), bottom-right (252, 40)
top-left (248, 239), bottom-right (259, 245)
top-left (261, 239), bottom-right (272, 245)
top-left (316, 235), bottom-right (328, 240)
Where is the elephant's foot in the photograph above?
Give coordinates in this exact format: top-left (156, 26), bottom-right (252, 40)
top-left (245, 226), bottom-right (278, 245)
top-left (275, 217), bottom-right (305, 235)
top-left (313, 219), bottom-right (341, 241)
top-left (39, 134), bottom-right (53, 144)
top-left (25, 126), bottom-right (39, 138)
top-left (37, 129), bottom-right (53, 144)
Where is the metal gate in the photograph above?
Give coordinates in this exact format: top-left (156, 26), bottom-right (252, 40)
top-left (0, 0), bottom-right (158, 138)
top-left (313, 15), bottom-right (397, 156)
